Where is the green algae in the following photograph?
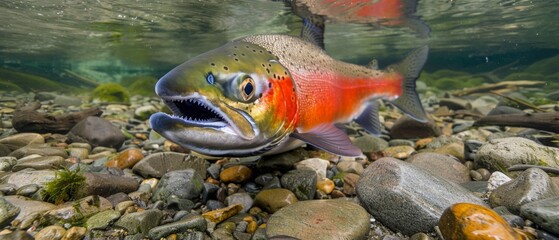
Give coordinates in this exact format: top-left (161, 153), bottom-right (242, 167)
top-left (123, 75), bottom-right (158, 97)
top-left (91, 83), bottom-right (130, 103)
top-left (43, 168), bottom-right (86, 205)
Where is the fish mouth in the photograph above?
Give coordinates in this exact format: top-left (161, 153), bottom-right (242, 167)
top-left (156, 94), bottom-right (257, 139)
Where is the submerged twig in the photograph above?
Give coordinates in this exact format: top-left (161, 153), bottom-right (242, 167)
top-left (473, 111), bottom-right (559, 133)
top-left (489, 91), bottom-right (546, 112)
top-left (453, 80), bottom-right (546, 96)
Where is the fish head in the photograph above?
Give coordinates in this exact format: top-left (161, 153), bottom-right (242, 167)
top-left (150, 41), bottom-right (298, 156)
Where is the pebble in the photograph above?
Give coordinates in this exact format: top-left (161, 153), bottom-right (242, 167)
top-left (12, 156), bottom-right (65, 171)
top-left (351, 134), bottom-right (389, 153)
top-left (2, 169), bottom-right (56, 188)
top-left (433, 142), bottom-right (465, 161)
top-left (225, 193), bottom-right (254, 213)
top-left (294, 158), bottom-right (329, 181)
top-left (42, 195), bottom-right (112, 225)
top-left (105, 148), bottom-right (144, 169)
top-left (390, 115), bottom-right (441, 139)
top-left (0, 197), bottom-right (20, 228)
top-left (382, 145), bottom-right (415, 159)
top-left (475, 137), bottom-right (559, 171)
top-left (520, 196), bottom-right (559, 235)
top-left (267, 199), bottom-right (370, 240)
top-left (33, 225), bottom-right (66, 240)
top-left (439, 203), bottom-right (524, 240)
top-left (280, 169), bottom-right (317, 200)
top-left (406, 152), bottom-right (470, 184)
top-left (148, 214), bottom-right (207, 239)
top-left (62, 226), bottom-right (87, 240)
top-left (152, 169), bottom-right (204, 203)
top-left (67, 116), bottom-right (126, 148)
top-left (9, 145), bottom-right (68, 159)
top-left (316, 178), bottom-right (335, 194)
top-left (490, 168), bottom-right (559, 214)
top-left (78, 172), bottom-right (140, 197)
top-left (202, 204), bottom-right (243, 223)
top-left (254, 188), bottom-right (298, 213)
top-left (220, 165), bottom-right (252, 183)
top-left (336, 160), bottom-right (364, 175)
top-left (85, 210), bottom-right (121, 230)
top-left (356, 157), bottom-right (486, 235)
top-left (114, 209), bottom-right (163, 235)
top-left (0, 133), bottom-right (45, 149)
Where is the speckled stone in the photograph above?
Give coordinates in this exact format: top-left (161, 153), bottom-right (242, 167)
top-left (520, 196), bottom-right (559, 235)
top-left (202, 204), bottom-right (243, 223)
top-left (406, 152), bottom-right (470, 184)
top-left (133, 152), bottom-right (207, 178)
top-left (114, 209), bottom-right (163, 235)
top-left (280, 169), bottom-right (317, 200)
top-left (0, 197), bottom-right (20, 228)
top-left (85, 210), bottom-right (121, 230)
top-left (382, 145), bottom-right (415, 159)
top-left (475, 137), bottom-right (559, 171)
top-left (267, 199), bottom-right (370, 240)
top-left (42, 195), bottom-right (112, 225)
top-left (61, 226), bottom-right (86, 240)
top-left (148, 214), bottom-right (207, 239)
top-left (337, 160), bottom-right (364, 175)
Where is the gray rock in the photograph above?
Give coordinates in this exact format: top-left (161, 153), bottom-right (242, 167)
top-left (1, 169), bottom-right (56, 188)
top-left (12, 156), bottom-right (66, 171)
top-left (3, 195), bottom-right (55, 224)
top-left (520, 196), bottom-right (559, 235)
top-left (225, 193), bottom-right (254, 213)
top-left (15, 184), bottom-right (40, 196)
top-left (490, 168), bottom-right (559, 214)
top-left (390, 115), bottom-right (441, 139)
top-left (0, 230), bottom-right (34, 240)
top-left (475, 137), bottom-right (559, 171)
top-left (258, 148), bottom-right (307, 170)
top-left (280, 169), bottom-right (317, 200)
top-left (85, 210), bottom-right (121, 230)
top-left (148, 214), bottom-right (206, 239)
top-left (0, 133), bottom-right (45, 151)
top-left (133, 152), bottom-right (207, 178)
top-left (406, 152), bottom-right (470, 184)
top-left (337, 160), bottom-right (365, 175)
top-left (267, 199), bottom-right (370, 240)
top-left (294, 158), bottom-right (329, 181)
top-left (0, 144), bottom-right (11, 157)
top-left (68, 116), bottom-right (125, 148)
top-left (9, 145), bottom-right (68, 159)
top-left (388, 139), bottom-right (415, 147)
top-left (487, 106), bottom-right (524, 115)
top-left (356, 157), bottom-right (486, 235)
top-left (42, 195), bottom-right (112, 225)
top-left (77, 173), bottom-right (139, 197)
top-left (134, 105), bottom-right (158, 121)
top-left (351, 134), bottom-right (388, 153)
top-left (438, 97), bottom-right (470, 110)
top-left (152, 169), bottom-right (204, 203)
top-left (0, 156), bottom-right (17, 171)
top-left (114, 209), bottom-right (163, 235)
top-left (0, 184), bottom-right (17, 195)
top-left (0, 197), bottom-right (20, 228)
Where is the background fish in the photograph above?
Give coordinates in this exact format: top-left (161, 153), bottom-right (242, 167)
top-left (150, 34), bottom-right (428, 157)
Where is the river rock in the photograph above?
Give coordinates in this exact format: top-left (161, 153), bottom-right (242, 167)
top-left (85, 209), bottom-right (121, 230)
top-left (382, 145), bottom-right (416, 159)
top-left (351, 134), bottom-right (389, 153)
top-left (356, 157), bottom-right (486, 235)
top-left (439, 203), bottom-right (524, 240)
top-left (280, 169), bottom-right (317, 200)
top-left (520, 196), bottom-right (559, 235)
top-left (490, 168), bottom-right (559, 214)
top-left (0, 156), bottom-right (17, 171)
top-left (2, 195), bottom-right (55, 226)
top-left (34, 225), bottom-right (66, 240)
top-left (267, 199), bottom-right (370, 240)
top-left (132, 152), bottom-right (206, 178)
top-left (294, 158), bottom-right (329, 181)
top-left (148, 214), bottom-right (207, 239)
top-left (475, 137), bottom-right (559, 171)
top-left (220, 165), bottom-right (252, 183)
top-left (9, 145), bottom-right (68, 159)
top-left (0, 133), bottom-right (44, 151)
top-left (12, 156), bottom-right (66, 171)
top-left (1, 169), bottom-right (56, 188)
top-left (62, 226), bottom-right (87, 240)
top-left (77, 173), bottom-right (139, 197)
top-left (390, 115), bottom-right (441, 139)
top-left (254, 188), bottom-right (298, 213)
top-left (337, 160), bottom-right (364, 175)
top-left (406, 152), bottom-right (470, 184)
top-left (0, 197), bottom-right (20, 228)
top-left (114, 209), bottom-right (163, 235)
top-left (105, 148), bottom-right (144, 169)
top-left (225, 192), bottom-right (253, 213)
top-left (67, 116), bottom-right (125, 148)
top-left (152, 169), bottom-right (204, 203)
top-left (42, 195), bottom-right (112, 225)
top-left (202, 204), bottom-right (243, 223)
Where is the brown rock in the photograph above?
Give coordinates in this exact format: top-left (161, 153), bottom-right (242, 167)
top-left (342, 173), bottom-right (360, 195)
top-left (34, 225), bottom-right (66, 240)
top-left (220, 165), bottom-right (252, 183)
top-left (202, 204), bottom-right (243, 223)
top-left (61, 226), bottom-right (86, 240)
top-left (254, 188), bottom-right (298, 213)
top-left (106, 148), bottom-right (144, 169)
top-left (439, 203), bottom-right (524, 240)
top-left (415, 138), bottom-right (433, 149)
top-left (382, 145), bottom-right (415, 159)
top-left (317, 179), bottom-right (335, 194)
top-left (390, 115), bottom-right (441, 139)
top-left (434, 142), bottom-right (465, 161)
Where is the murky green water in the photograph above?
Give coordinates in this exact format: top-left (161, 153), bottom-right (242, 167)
top-left (0, 0), bottom-right (558, 91)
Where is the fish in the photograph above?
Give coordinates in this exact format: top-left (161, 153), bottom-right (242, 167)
top-left (149, 34), bottom-right (428, 157)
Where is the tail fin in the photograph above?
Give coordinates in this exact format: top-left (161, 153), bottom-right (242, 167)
top-left (389, 46), bottom-right (429, 122)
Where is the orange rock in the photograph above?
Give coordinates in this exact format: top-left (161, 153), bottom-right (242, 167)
top-left (439, 203), bottom-right (527, 240)
top-left (202, 204), bottom-right (243, 223)
top-left (415, 138), bottom-right (433, 149)
top-left (317, 179), bottom-right (335, 194)
top-left (382, 145), bottom-right (415, 159)
top-left (105, 148), bottom-right (144, 169)
top-left (220, 165), bottom-right (252, 183)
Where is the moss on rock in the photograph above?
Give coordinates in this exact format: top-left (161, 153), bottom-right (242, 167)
top-left (91, 83), bottom-right (130, 103)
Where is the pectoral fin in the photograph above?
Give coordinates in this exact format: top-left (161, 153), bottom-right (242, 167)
top-left (290, 124), bottom-right (362, 157)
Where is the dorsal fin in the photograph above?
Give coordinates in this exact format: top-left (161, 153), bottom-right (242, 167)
top-left (300, 16), bottom-right (325, 49)
top-left (290, 124), bottom-right (362, 156)
top-left (366, 58), bottom-right (379, 70)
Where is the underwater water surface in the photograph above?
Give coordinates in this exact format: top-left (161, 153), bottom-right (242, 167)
top-left (0, 0), bottom-right (558, 88)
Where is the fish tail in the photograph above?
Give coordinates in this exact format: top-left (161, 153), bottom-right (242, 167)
top-left (389, 46), bottom-right (429, 122)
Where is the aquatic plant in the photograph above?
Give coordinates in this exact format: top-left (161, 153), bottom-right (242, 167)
top-left (0, 68), bottom-right (67, 91)
top-left (43, 168), bottom-right (86, 205)
top-left (124, 75), bottom-right (158, 97)
top-left (91, 83), bottom-right (130, 103)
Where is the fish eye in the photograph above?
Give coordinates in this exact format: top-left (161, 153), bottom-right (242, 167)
top-left (206, 72), bottom-right (215, 85)
top-left (240, 77), bottom-right (255, 101)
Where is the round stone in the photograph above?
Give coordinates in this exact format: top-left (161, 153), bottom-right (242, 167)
top-left (220, 165), bottom-right (252, 183)
top-left (254, 188), bottom-right (298, 213)
top-left (105, 148), bottom-right (144, 169)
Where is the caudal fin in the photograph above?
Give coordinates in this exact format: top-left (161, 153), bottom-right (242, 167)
top-left (389, 46), bottom-right (429, 122)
